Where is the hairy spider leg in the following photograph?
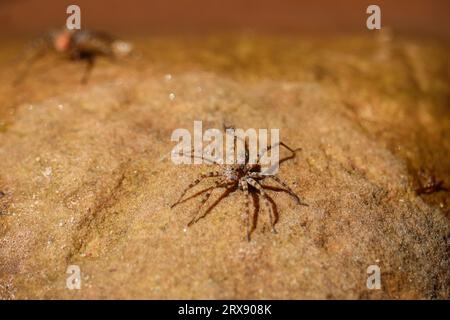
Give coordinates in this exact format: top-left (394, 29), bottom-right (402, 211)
top-left (183, 146), bottom-right (223, 165)
top-left (240, 180), bottom-right (252, 241)
top-left (81, 56), bottom-right (95, 84)
top-left (186, 180), bottom-right (230, 227)
top-left (250, 172), bottom-right (307, 206)
top-left (246, 178), bottom-right (277, 233)
top-left (190, 187), bottom-right (235, 225)
top-left (174, 185), bottom-right (218, 206)
top-left (171, 171), bottom-right (221, 208)
top-left (257, 141), bottom-right (301, 165)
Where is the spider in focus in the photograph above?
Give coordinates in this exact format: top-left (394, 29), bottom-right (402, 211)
top-left (171, 138), bottom-right (308, 241)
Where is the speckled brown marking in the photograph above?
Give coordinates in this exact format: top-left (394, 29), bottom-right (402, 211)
top-left (171, 140), bottom-right (307, 240)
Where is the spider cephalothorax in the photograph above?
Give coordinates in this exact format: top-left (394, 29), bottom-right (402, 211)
top-left (222, 164), bottom-right (254, 183)
top-left (171, 140), bottom-right (307, 241)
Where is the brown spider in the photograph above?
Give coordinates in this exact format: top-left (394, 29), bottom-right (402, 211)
top-left (14, 28), bottom-right (133, 85)
top-left (171, 139), bottom-right (307, 241)
top-left (415, 170), bottom-right (448, 195)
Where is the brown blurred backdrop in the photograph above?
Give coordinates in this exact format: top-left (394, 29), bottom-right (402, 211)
top-left (0, 0), bottom-right (449, 38)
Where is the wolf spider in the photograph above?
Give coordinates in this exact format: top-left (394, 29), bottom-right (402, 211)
top-left (14, 28), bottom-right (133, 85)
top-left (171, 140), bottom-right (307, 241)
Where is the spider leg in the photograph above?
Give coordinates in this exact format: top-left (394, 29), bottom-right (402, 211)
top-left (240, 180), bottom-right (251, 241)
top-left (184, 146), bottom-right (222, 165)
top-left (174, 185), bottom-right (217, 206)
top-left (250, 190), bottom-right (260, 233)
top-left (246, 178), bottom-right (277, 234)
top-left (81, 56), bottom-right (95, 84)
top-left (257, 141), bottom-right (301, 165)
top-left (161, 146), bottom-right (221, 164)
top-left (186, 185), bottom-right (216, 227)
top-left (250, 172), bottom-right (307, 206)
top-left (171, 171), bottom-right (221, 208)
top-left (191, 186), bottom-right (235, 225)
top-left (222, 124), bottom-right (249, 164)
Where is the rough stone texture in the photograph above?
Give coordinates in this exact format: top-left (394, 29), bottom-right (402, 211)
top-left (0, 33), bottom-right (449, 299)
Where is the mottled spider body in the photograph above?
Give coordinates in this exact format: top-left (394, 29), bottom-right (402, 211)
top-left (15, 28), bottom-right (133, 84)
top-left (171, 141), bottom-right (307, 241)
top-left (223, 163), bottom-right (257, 184)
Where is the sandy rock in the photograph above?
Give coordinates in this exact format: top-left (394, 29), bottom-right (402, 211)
top-left (0, 35), bottom-right (449, 299)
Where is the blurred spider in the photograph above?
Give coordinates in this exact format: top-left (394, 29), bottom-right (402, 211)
top-left (171, 138), bottom-right (308, 241)
top-left (14, 28), bottom-right (133, 85)
top-left (415, 170), bottom-right (448, 195)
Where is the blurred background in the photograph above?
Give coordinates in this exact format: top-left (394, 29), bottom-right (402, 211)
top-left (0, 0), bottom-right (449, 39)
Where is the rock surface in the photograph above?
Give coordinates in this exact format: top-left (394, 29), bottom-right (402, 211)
top-left (0, 34), bottom-right (449, 299)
